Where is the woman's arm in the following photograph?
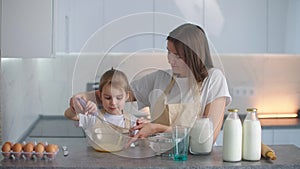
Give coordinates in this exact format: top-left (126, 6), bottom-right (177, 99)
top-left (203, 96), bottom-right (226, 143)
top-left (130, 123), bottom-right (171, 138)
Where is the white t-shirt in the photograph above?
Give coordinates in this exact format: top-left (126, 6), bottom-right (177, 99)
top-left (131, 68), bottom-right (232, 115)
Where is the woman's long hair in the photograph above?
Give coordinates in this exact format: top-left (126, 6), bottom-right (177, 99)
top-left (167, 23), bottom-right (213, 83)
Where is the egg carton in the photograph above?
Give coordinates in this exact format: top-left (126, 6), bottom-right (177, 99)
top-left (1, 150), bottom-right (59, 160)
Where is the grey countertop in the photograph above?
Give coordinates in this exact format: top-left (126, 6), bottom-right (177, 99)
top-left (2, 116), bottom-right (300, 169)
top-left (1, 137), bottom-right (300, 169)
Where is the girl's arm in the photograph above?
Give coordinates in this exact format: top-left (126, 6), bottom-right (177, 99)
top-left (64, 107), bottom-right (78, 121)
top-left (64, 91), bottom-right (100, 120)
top-left (203, 96), bottom-right (226, 143)
top-left (73, 91), bottom-right (99, 111)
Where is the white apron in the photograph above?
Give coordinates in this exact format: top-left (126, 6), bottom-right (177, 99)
top-left (151, 77), bottom-right (202, 128)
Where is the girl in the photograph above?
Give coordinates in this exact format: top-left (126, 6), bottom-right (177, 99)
top-left (64, 68), bottom-right (137, 151)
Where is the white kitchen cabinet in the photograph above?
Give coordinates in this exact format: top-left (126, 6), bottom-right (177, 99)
top-left (260, 128), bottom-right (300, 147)
top-left (54, 0), bottom-right (191, 53)
top-left (155, 0), bottom-right (300, 54)
top-left (273, 129), bottom-right (300, 147)
top-left (208, 0), bottom-right (268, 54)
top-left (53, 0), bottom-right (299, 54)
top-left (154, 0), bottom-right (205, 51)
top-left (268, 0), bottom-right (300, 54)
top-left (55, 0), bottom-right (154, 53)
top-left (261, 129), bottom-right (274, 145)
top-left (1, 0), bottom-right (53, 58)
top-left (102, 0), bottom-right (153, 53)
top-left (212, 0), bottom-right (300, 54)
top-left (54, 0), bottom-right (104, 54)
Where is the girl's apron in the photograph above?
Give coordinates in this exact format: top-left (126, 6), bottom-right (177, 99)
top-left (151, 76), bottom-right (202, 128)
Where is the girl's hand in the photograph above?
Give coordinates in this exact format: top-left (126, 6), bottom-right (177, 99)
top-left (70, 96), bottom-right (97, 115)
top-left (70, 96), bottom-right (86, 114)
top-left (85, 100), bottom-right (98, 115)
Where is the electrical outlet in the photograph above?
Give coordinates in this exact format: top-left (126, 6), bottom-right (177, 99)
top-left (232, 86), bottom-right (255, 97)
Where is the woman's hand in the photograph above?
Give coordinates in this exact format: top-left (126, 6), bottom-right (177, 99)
top-left (126, 123), bottom-right (171, 147)
top-left (130, 123), bottom-right (157, 139)
top-left (136, 117), bottom-right (150, 125)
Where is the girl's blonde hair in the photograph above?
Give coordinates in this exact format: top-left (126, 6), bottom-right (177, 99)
top-left (99, 68), bottom-right (131, 94)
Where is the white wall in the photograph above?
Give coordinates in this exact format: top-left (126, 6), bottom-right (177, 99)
top-left (0, 53), bottom-right (171, 142)
top-left (1, 57), bottom-right (75, 142)
top-left (221, 54), bottom-right (300, 114)
top-left (1, 53), bottom-right (300, 142)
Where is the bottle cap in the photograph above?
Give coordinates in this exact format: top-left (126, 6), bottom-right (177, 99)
top-left (228, 108), bottom-right (239, 113)
top-left (246, 108), bottom-right (257, 112)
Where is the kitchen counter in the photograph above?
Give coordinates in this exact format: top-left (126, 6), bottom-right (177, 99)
top-left (1, 116), bottom-right (299, 169)
top-left (1, 137), bottom-right (300, 169)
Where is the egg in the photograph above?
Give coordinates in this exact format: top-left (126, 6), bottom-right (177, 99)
top-left (26, 142), bottom-right (35, 147)
top-left (34, 143), bottom-right (45, 159)
top-left (37, 142), bottom-right (45, 147)
top-left (1, 143), bottom-right (11, 158)
top-left (12, 143), bottom-right (22, 152)
top-left (45, 144), bottom-right (55, 152)
top-left (4, 141), bottom-right (13, 147)
top-left (46, 144), bottom-right (58, 152)
top-left (24, 143), bottom-right (34, 152)
top-left (45, 144), bottom-right (58, 159)
top-left (12, 143), bottom-right (22, 159)
top-left (2, 143), bottom-right (11, 152)
top-left (35, 143), bottom-right (45, 152)
top-left (23, 143), bottom-right (34, 159)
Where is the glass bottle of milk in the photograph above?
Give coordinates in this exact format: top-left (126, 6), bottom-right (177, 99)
top-left (242, 108), bottom-right (261, 161)
top-left (223, 108), bottom-right (242, 162)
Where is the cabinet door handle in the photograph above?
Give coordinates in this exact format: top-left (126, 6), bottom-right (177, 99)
top-left (65, 15), bottom-right (70, 53)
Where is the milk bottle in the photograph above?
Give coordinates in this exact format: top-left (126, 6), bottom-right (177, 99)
top-left (222, 108), bottom-right (242, 162)
top-left (242, 108), bottom-right (261, 161)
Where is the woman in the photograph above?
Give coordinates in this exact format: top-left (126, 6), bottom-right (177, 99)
top-left (129, 23), bottom-right (231, 143)
top-left (69, 23), bottom-right (231, 145)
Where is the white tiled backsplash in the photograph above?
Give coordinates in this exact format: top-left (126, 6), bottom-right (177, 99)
top-left (1, 53), bottom-right (300, 142)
